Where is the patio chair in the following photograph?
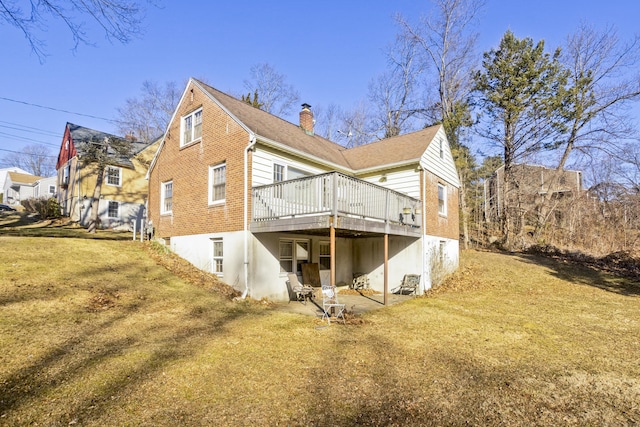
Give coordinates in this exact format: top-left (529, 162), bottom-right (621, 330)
top-left (351, 273), bottom-right (370, 290)
top-left (393, 274), bottom-right (421, 297)
top-left (321, 285), bottom-right (345, 324)
top-left (287, 273), bottom-right (315, 305)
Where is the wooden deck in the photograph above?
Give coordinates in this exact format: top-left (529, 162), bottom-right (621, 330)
top-left (251, 171), bottom-right (422, 237)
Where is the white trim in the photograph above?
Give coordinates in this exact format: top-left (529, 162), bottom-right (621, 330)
top-left (437, 183), bottom-right (447, 216)
top-left (208, 163), bottom-right (226, 205)
top-left (107, 200), bottom-right (120, 218)
top-left (211, 237), bottom-right (224, 275)
top-left (161, 180), bottom-right (173, 215)
top-left (180, 107), bottom-right (203, 148)
top-left (105, 166), bottom-right (122, 187)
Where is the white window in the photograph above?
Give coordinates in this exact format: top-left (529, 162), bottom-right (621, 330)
top-left (106, 166), bottom-right (122, 186)
top-left (273, 164), bottom-right (284, 183)
top-left (319, 241), bottom-right (331, 270)
top-left (209, 163), bottom-right (226, 204)
top-left (181, 108), bottom-right (203, 146)
top-left (273, 163), bottom-right (309, 183)
top-left (439, 138), bottom-right (444, 159)
top-left (438, 183), bottom-right (447, 216)
top-left (161, 181), bottom-right (173, 214)
top-left (212, 238), bottom-right (223, 275)
top-left (48, 185), bottom-right (56, 194)
top-left (107, 201), bottom-right (119, 218)
top-left (63, 165), bottom-right (70, 184)
top-left (279, 239), bottom-right (309, 274)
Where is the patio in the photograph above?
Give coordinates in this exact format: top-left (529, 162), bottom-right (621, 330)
top-left (275, 286), bottom-right (414, 319)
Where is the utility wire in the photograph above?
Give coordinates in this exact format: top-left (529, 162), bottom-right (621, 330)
top-left (0, 121), bottom-right (60, 137)
top-left (0, 96), bottom-right (119, 123)
top-left (0, 147), bottom-right (57, 157)
top-left (0, 131), bottom-right (58, 147)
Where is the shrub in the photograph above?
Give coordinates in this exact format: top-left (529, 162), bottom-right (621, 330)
top-left (21, 197), bottom-right (62, 219)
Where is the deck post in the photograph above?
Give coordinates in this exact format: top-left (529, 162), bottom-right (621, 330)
top-left (384, 233), bottom-right (388, 305)
top-left (330, 220), bottom-right (336, 287)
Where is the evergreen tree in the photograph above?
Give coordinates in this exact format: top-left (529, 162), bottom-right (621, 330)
top-left (474, 30), bottom-right (568, 247)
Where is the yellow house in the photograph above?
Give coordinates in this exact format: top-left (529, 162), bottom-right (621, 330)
top-left (56, 122), bottom-right (159, 230)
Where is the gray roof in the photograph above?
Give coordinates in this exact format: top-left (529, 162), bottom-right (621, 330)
top-left (67, 123), bottom-right (151, 168)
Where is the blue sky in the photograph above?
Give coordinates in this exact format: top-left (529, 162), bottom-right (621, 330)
top-left (1, 0), bottom-right (638, 169)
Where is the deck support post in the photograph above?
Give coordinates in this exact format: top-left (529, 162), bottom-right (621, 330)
top-left (384, 233), bottom-right (389, 305)
top-left (330, 219), bottom-right (336, 287)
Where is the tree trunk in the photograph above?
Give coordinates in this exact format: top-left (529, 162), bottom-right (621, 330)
top-left (87, 166), bottom-right (105, 233)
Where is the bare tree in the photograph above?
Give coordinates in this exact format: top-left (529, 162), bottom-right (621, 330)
top-left (243, 63), bottom-right (300, 117)
top-left (556, 23), bottom-right (640, 171)
top-left (397, 0), bottom-right (483, 249)
top-left (116, 80), bottom-right (181, 143)
top-left (368, 33), bottom-right (426, 139)
top-left (313, 103), bottom-right (344, 141)
top-left (1, 144), bottom-right (56, 176)
top-left (397, 0), bottom-right (482, 145)
top-left (0, 0), bottom-right (148, 61)
top-left (336, 101), bottom-right (376, 148)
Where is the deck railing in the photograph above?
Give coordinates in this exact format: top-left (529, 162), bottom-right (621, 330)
top-left (252, 171), bottom-right (421, 226)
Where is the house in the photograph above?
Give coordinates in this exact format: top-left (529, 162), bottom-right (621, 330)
top-left (484, 164), bottom-right (583, 225)
top-left (0, 167), bottom-right (30, 203)
top-left (33, 176), bottom-right (58, 199)
top-left (2, 172), bottom-right (43, 206)
top-left (147, 78), bottom-right (460, 302)
top-left (56, 123), bottom-right (159, 230)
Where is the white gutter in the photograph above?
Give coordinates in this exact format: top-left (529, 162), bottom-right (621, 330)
top-left (241, 134), bottom-right (257, 299)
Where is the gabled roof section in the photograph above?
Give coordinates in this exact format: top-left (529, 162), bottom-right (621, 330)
top-left (344, 126), bottom-right (441, 171)
top-left (7, 172), bottom-right (42, 185)
top-left (148, 78), bottom-right (450, 177)
top-left (193, 79), bottom-right (351, 168)
top-left (66, 123), bottom-right (152, 169)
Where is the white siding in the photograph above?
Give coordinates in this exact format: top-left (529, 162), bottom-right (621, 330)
top-left (421, 126), bottom-right (460, 188)
top-left (360, 168), bottom-right (421, 198)
top-left (251, 147), bottom-right (329, 187)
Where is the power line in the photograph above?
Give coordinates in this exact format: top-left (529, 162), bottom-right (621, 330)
top-left (0, 96), bottom-right (120, 124)
top-left (0, 147), bottom-right (57, 158)
top-left (0, 120), bottom-right (60, 137)
top-left (0, 131), bottom-right (59, 147)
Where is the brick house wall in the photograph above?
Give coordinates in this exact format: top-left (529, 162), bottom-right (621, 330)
top-left (148, 81), bottom-right (251, 240)
top-left (423, 169), bottom-right (459, 240)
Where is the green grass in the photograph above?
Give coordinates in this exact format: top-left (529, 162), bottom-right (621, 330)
top-left (1, 236), bottom-right (639, 426)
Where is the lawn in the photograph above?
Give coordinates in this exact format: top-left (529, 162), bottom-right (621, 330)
top-left (0, 235), bottom-right (639, 426)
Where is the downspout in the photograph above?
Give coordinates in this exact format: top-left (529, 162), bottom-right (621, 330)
top-left (241, 134), bottom-right (257, 299)
top-left (422, 165), bottom-right (429, 293)
top-left (76, 159), bottom-right (82, 222)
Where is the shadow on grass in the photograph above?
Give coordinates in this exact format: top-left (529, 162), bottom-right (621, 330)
top-left (515, 252), bottom-right (640, 297)
top-left (0, 270), bottom-right (266, 425)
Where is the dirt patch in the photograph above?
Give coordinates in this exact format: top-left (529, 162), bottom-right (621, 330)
top-left (86, 289), bottom-right (119, 312)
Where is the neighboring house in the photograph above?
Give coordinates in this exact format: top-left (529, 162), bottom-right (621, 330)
top-left (56, 123), bottom-right (159, 230)
top-left (33, 176), bottom-right (58, 199)
top-left (484, 164), bottom-right (583, 225)
top-left (3, 172), bottom-right (43, 205)
top-left (147, 78), bottom-right (461, 302)
top-left (0, 167), bottom-right (30, 203)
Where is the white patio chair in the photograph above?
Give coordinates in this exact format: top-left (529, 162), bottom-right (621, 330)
top-left (321, 285), bottom-right (345, 324)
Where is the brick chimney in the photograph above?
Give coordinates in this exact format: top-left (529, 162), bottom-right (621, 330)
top-left (299, 103), bottom-right (314, 135)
